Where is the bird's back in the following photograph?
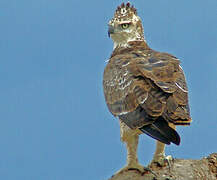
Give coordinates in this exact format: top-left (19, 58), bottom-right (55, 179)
top-left (103, 41), bottom-right (191, 145)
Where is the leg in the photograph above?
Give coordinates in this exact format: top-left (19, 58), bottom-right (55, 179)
top-left (149, 123), bottom-right (176, 167)
top-left (126, 132), bottom-right (140, 168)
top-left (150, 141), bottom-right (172, 166)
top-left (118, 120), bottom-right (145, 173)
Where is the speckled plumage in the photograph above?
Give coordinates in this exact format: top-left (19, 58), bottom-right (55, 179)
top-left (104, 41), bottom-right (191, 129)
top-left (103, 3), bottom-right (192, 172)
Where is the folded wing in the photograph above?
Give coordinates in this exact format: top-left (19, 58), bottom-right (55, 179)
top-left (103, 49), bottom-right (191, 144)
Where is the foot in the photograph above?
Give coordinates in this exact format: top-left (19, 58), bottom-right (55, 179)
top-left (116, 163), bottom-right (156, 176)
top-left (149, 154), bottom-right (173, 167)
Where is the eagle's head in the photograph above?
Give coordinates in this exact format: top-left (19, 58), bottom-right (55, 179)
top-left (108, 2), bottom-right (145, 48)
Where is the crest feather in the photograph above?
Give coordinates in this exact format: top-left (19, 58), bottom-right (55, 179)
top-left (114, 2), bottom-right (137, 18)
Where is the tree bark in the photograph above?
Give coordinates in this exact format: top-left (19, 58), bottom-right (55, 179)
top-left (108, 153), bottom-right (217, 180)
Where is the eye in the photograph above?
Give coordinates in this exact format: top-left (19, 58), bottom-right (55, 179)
top-left (121, 23), bottom-right (130, 29)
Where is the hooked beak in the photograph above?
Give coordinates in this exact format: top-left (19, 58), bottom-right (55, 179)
top-left (108, 25), bottom-right (115, 38)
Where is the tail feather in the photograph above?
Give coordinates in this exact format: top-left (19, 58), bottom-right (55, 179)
top-left (139, 117), bottom-right (180, 145)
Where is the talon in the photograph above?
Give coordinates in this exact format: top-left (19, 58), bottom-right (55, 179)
top-left (116, 163), bottom-right (156, 176)
top-left (165, 155), bottom-right (173, 168)
top-left (143, 167), bottom-right (157, 177)
top-left (149, 155), bottom-right (174, 168)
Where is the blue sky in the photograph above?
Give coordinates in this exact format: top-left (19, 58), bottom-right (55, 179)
top-left (0, 0), bottom-right (217, 179)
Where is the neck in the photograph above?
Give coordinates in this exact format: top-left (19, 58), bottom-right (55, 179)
top-left (110, 40), bottom-right (150, 58)
top-left (113, 38), bottom-right (146, 49)
top-left (112, 32), bottom-right (146, 49)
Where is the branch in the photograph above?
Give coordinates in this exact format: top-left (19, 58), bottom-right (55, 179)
top-left (108, 153), bottom-right (217, 180)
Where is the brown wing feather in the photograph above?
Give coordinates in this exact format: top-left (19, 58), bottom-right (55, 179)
top-left (103, 46), bottom-right (191, 130)
top-left (137, 52), bottom-right (191, 125)
top-left (103, 54), bottom-right (138, 116)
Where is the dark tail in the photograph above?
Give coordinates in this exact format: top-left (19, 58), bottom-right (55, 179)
top-left (139, 117), bottom-right (180, 145)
